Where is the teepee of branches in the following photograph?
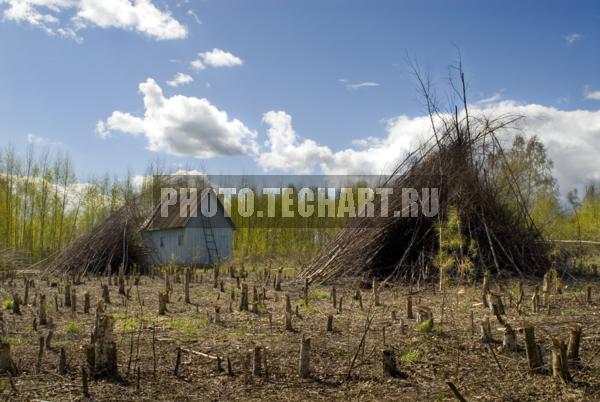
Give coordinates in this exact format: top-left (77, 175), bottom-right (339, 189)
top-left (43, 200), bottom-right (151, 277)
top-left (301, 66), bottom-right (550, 284)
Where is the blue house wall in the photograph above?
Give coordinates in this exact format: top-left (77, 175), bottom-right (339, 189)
top-left (143, 191), bottom-right (234, 266)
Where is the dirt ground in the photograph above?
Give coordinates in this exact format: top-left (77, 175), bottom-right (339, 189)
top-left (1, 265), bottom-right (599, 401)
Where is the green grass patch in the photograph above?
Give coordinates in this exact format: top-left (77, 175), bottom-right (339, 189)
top-left (403, 349), bottom-right (420, 363)
top-left (417, 319), bottom-right (434, 333)
top-left (65, 322), bottom-right (81, 334)
top-left (169, 316), bottom-right (208, 338)
top-left (308, 290), bottom-right (329, 299)
top-left (2, 299), bottom-right (13, 310)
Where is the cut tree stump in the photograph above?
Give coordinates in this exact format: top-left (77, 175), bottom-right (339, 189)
top-left (158, 292), bottom-right (168, 315)
top-left (567, 324), bottom-right (582, 362)
top-left (84, 292), bottom-right (90, 314)
top-left (239, 283), bottom-right (249, 312)
top-left (91, 315), bottom-right (119, 379)
top-left (551, 337), bottom-right (571, 383)
top-left (299, 335), bottom-right (311, 379)
top-left (480, 315), bottom-right (492, 343)
top-left (38, 294), bottom-right (48, 326)
top-left (252, 346), bottom-right (262, 377)
top-left (0, 341), bottom-right (17, 374)
top-left (406, 296), bottom-right (413, 319)
top-left (101, 284), bottom-right (110, 304)
top-left (502, 324), bottom-right (517, 352)
top-left (382, 349), bottom-right (397, 377)
top-left (524, 325), bottom-right (543, 371)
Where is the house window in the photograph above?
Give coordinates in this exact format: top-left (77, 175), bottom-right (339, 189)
top-left (178, 234), bottom-right (184, 246)
top-left (160, 237), bottom-right (165, 248)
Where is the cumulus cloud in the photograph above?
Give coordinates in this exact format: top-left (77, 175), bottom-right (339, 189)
top-left (565, 33), bottom-right (582, 46)
top-left (191, 48), bottom-right (243, 71)
top-left (584, 85), bottom-right (600, 101)
top-left (97, 78), bottom-right (258, 158)
top-left (257, 111), bottom-right (334, 174)
top-left (256, 103), bottom-right (600, 192)
top-left (166, 72), bottom-right (193, 87)
top-left (26, 133), bottom-right (48, 145)
top-left (0, 0), bottom-right (187, 41)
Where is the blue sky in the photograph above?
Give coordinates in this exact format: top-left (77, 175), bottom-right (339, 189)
top-left (1, 0), bottom-right (599, 192)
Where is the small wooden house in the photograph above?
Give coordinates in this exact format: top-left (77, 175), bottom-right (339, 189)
top-left (142, 190), bottom-right (234, 266)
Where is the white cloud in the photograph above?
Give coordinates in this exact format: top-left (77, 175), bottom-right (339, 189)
top-left (191, 48), bottom-right (243, 71)
top-left (256, 102), bottom-right (600, 193)
top-left (257, 111), bottom-right (333, 174)
top-left (26, 133), bottom-right (48, 145)
top-left (190, 59), bottom-right (205, 71)
top-left (565, 33), bottom-right (582, 46)
top-left (477, 90), bottom-right (505, 104)
top-left (98, 78), bottom-right (258, 158)
top-left (186, 9), bottom-right (201, 25)
top-left (584, 85), bottom-right (600, 101)
top-left (0, 0), bottom-right (187, 41)
top-left (166, 72), bottom-right (193, 87)
top-left (344, 81), bottom-right (380, 90)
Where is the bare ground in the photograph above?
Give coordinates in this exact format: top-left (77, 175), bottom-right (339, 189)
top-left (1, 266), bottom-right (599, 401)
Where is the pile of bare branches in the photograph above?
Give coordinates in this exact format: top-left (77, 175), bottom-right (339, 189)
top-left (301, 65), bottom-right (550, 284)
top-left (43, 200), bottom-right (151, 277)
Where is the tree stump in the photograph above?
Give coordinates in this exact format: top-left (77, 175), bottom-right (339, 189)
top-left (502, 324), bottom-right (517, 352)
top-left (274, 269), bottom-right (282, 291)
top-left (299, 335), bottom-right (310, 379)
top-left (415, 306), bottom-right (432, 323)
top-left (70, 289), bottom-right (77, 315)
top-left (24, 278), bottom-right (30, 305)
top-left (586, 286), bottom-right (593, 304)
top-left (252, 346), bottom-right (262, 377)
top-left (38, 294), bottom-right (48, 325)
top-left (382, 349), bottom-right (400, 377)
top-left (482, 270), bottom-right (490, 308)
top-left (118, 264), bottom-right (126, 296)
top-left (81, 366), bottom-right (90, 398)
top-left (101, 284), bottom-right (110, 304)
top-left (331, 286), bottom-right (337, 309)
top-left (542, 272), bottom-right (550, 306)
top-left (551, 337), bottom-right (570, 382)
top-left (158, 292), bottom-right (168, 315)
top-left (480, 315), bottom-right (492, 343)
top-left (92, 315), bottom-right (118, 379)
top-left (58, 347), bottom-right (67, 374)
top-left (285, 312), bottom-right (293, 331)
top-left (531, 288), bottom-right (540, 314)
top-left (285, 293), bottom-right (292, 314)
top-left (12, 294), bottom-right (21, 315)
top-left (239, 283), bottom-right (249, 312)
top-left (406, 295), bottom-right (413, 319)
top-left (184, 269), bottom-right (191, 304)
top-left (0, 341), bottom-right (17, 374)
top-left (373, 279), bottom-right (380, 306)
top-left (567, 324), bottom-right (582, 362)
top-left (64, 282), bottom-right (71, 308)
top-left (84, 292), bottom-right (90, 314)
top-left (524, 325), bottom-right (543, 371)
top-left (327, 315), bottom-right (333, 332)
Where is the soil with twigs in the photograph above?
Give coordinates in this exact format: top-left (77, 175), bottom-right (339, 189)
top-left (1, 266), bottom-right (599, 401)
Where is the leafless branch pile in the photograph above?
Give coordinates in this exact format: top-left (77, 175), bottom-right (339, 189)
top-left (302, 65), bottom-right (550, 284)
